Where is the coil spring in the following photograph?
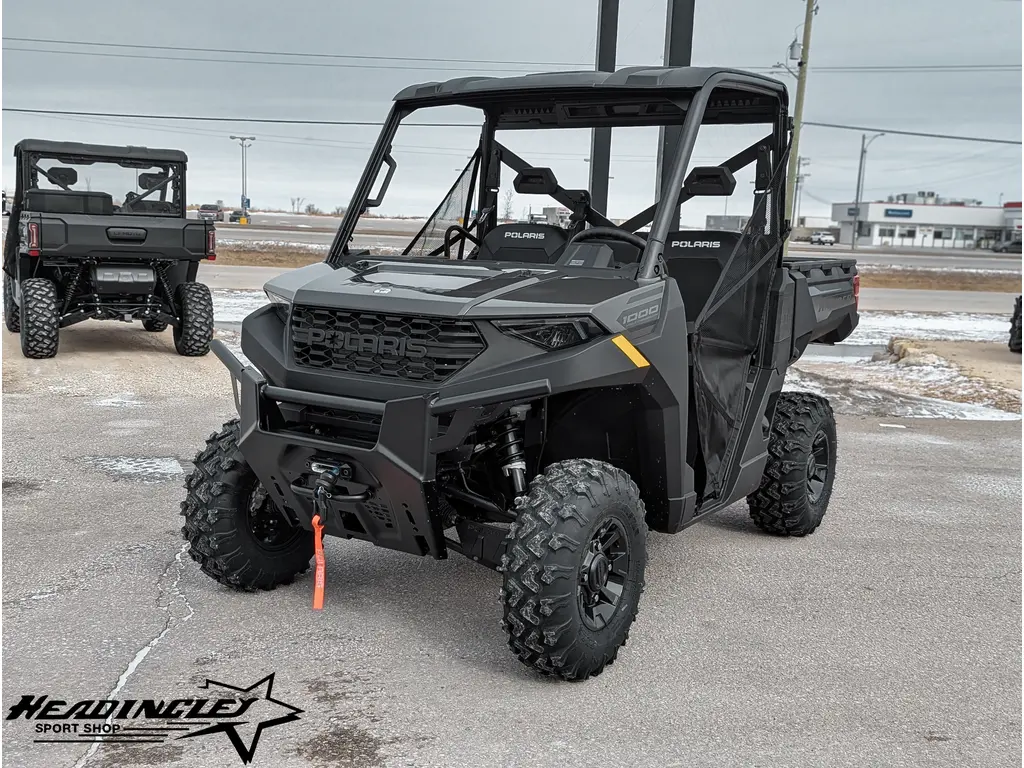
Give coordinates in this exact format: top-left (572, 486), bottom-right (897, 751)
top-left (491, 414), bottom-right (526, 466)
top-left (62, 265), bottom-right (86, 313)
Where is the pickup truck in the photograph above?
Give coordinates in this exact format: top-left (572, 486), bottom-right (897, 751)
top-left (809, 231), bottom-right (836, 246)
top-left (3, 139), bottom-right (216, 359)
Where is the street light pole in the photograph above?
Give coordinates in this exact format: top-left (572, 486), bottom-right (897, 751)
top-left (229, 135), bottom-right (255, 215)
top-left (784, 0), bottom-right (817, 233)
top-left (850, 132), bottom-right (884, 250)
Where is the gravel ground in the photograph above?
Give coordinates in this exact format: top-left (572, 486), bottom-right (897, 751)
top-left (2, 324), bottom-right (1021, 768)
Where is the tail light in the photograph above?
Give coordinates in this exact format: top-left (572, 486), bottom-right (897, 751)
top-left (27, 222), bottom-right (40, 256)
top-left (853, 273), bottom-right (860, 309)
top-left (206, 228), bottom-right (216, 261)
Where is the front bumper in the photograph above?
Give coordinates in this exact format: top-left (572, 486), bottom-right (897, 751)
top-left (212, 340), bottom-right (550, 559)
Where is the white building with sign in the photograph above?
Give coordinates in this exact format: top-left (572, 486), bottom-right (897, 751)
top-left (831, 196), bottom-right (1021, 249)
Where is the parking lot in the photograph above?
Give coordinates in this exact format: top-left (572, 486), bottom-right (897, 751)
top-left (1, 323), bottom-right (1019, 768)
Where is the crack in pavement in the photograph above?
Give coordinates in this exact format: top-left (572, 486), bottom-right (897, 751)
top-left (71, 542), bottom-right (194, 768)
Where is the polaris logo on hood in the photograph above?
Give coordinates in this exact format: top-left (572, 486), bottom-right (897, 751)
top-left (504, 231), bottom-right (545, 240)
top-left (671, 240), bottom-right (721, 248)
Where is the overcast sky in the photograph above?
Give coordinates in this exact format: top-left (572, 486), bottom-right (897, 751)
top-left (2, 0), bottom-right (1021, 225)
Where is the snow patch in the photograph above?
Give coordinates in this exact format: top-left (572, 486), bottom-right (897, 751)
top-left (843, 312), bottom-right (1011, 346)
top-left (95, 393), bottom-right (143, 408)
top-left (82, 456), bottom-right (184, 482)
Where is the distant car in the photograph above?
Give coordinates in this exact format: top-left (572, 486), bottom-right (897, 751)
top-left (809, 232), bottom-right (835, 246)
top-left (992, 240), bottom-right (1022, 254)
top-left (228, 209), bottom-right (246, 223)
top-left (197, 204), bottom-right (224, 222)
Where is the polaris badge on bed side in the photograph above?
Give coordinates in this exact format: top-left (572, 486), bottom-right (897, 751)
top-left (181, 66), bottom-right (859, 681)
top-left (3, 139), bottom-right (216, 359)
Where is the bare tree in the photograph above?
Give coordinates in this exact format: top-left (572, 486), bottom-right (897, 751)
top-left (502, 189), bottom-right (515, 221)
top-left (290, 196), bottom-right (306, 213)
top-left (304, 202), bottom-right (322, 215)
top-left (332, 205), bottom-right (346, 216)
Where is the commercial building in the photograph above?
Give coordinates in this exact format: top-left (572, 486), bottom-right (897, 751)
top-left (704, 214), bottom-right (750, 232)
top-left (832, 192), bottom-right (1021, 249)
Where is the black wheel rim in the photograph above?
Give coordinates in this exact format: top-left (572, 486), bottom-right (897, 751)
top-left (246, 484), bottom-right (301, 551)
top-left (806, 429), bottom-right (830, 504)
top-left (577, 518), bottom-right (630, 631)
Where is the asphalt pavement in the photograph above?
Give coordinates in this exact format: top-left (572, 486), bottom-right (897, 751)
top-left (1, 324), bottom-right (1020, 768)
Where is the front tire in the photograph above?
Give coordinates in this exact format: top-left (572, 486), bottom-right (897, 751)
top-left (748, 392), bottom-right (837, 536)
top-left (500, 459), bottom-right (647, 681)
top-left (19, 278), bottom-right (59, 359)
top-left (181, 420), bottom-right (313, 591)
top-left (3, 272), bottom-right (20, 333)
top-left (173, 282), bottom-right (214, 356)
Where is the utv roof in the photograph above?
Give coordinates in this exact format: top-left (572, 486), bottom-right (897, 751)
top-left (394, 66), bottom-right (788, 105)
top-left (14, 139), bottom-right (188, 164)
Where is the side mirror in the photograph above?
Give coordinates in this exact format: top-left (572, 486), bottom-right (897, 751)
top-left (138, 172), bottom-right (168, 190)
top-left (682, 166), bottom-right (736, 196)
top-left (48, 166), bottom-right (78, 187)
top-left (513, 167), bottom-right (559, 195)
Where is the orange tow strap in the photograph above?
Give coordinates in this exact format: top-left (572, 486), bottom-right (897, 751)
top-left (311, 513), bottom-right (326, 610)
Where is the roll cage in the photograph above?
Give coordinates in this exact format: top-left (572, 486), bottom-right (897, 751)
top-left (326, 66), bottom-right (791, 282)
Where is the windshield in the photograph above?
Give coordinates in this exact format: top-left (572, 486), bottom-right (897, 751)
top-left (27, 154), bottom-right (183, 216)
top-left (200, 204), bottom-right (219, 211)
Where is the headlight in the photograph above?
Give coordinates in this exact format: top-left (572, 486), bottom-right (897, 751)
top-left (265, 289), bottom-right (291, 321)
top-left (494, 317), bottom-right (605, 351)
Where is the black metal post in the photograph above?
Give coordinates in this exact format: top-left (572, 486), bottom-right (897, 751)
top-left (655, 0), bottom-right (696, 231)
top-left (588, 0), bottom-right (619, 216)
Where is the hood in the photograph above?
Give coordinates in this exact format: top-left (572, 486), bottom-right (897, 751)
top-left (266, 258), bottom-right (638, 318)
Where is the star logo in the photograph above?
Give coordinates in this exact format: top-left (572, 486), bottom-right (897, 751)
top-left (178, 673), bottom-right (303, 764)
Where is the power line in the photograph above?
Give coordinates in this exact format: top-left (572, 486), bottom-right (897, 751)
top-left (1, 36), bottom-right (589, 68)
top-left (24, 109), bottom-right (722, 163)
top-left (7, 108), bottom-right (1022, 147)
top-left (803, 121), bottom-right (1021, 145)
top-left (2, 107), bottom-right (472, 127)
top-left (2, 38), bottom-right (1020, 74)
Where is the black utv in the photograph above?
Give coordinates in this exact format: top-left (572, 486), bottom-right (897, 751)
top-left (182, 67), bottom-right (860, 680)
top-left (3, 140), bottom-right (216, 359)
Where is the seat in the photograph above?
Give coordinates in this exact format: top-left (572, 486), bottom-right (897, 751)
top-left (475, 223), bottom-right (568, 264)
top-left (662, 230), bottom-right (742, 322)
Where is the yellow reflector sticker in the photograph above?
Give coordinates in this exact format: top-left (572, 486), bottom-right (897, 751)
top-left (611, 335), bottom-right (650, 368)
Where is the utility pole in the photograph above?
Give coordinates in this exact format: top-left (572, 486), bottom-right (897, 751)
top-left (656, 0), bottom-right (696, 231)
top-left (784, 0), bottom-right (817, 234)
top-left (850, 132), bottom-right (884, 249)
top-left (229, 135), bottom-right (255, 216)
top-left (588, 0), bottom-right (619, 216)
top-left (793, 156), bottom-right (810, 227)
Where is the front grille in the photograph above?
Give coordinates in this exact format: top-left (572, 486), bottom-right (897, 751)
top-left (291, 307), bottom-right (486, 383)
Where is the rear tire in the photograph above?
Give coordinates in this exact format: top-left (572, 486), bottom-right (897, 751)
top-left (173, 282), bottom-right (213, 356)
top-left (1009, 296), bottom-right (1021, 354)
top-left (3, 273), bottom-right (20, 333)
top-left (142, 316), bottom-right (168, 332)
top-left (19, 278), bottom-right (59, 359)
top-left (748, 392), bottom-right (837, 536)
top-left (181, 420), bottom-right (313, 591)
top-left (500, 459), bottom-right (647, 681)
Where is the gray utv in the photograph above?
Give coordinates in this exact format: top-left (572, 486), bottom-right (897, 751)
top-left (181, 66), bottom-right (859, 680)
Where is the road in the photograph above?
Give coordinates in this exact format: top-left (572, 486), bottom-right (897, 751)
top-left (1, 323), bottom-right (1019, 768)
top-left (215, 220), bottom-right (1023, 272)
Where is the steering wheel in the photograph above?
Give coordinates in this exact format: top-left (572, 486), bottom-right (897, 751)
top-left (567, 226), bottom-right (647, 250)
